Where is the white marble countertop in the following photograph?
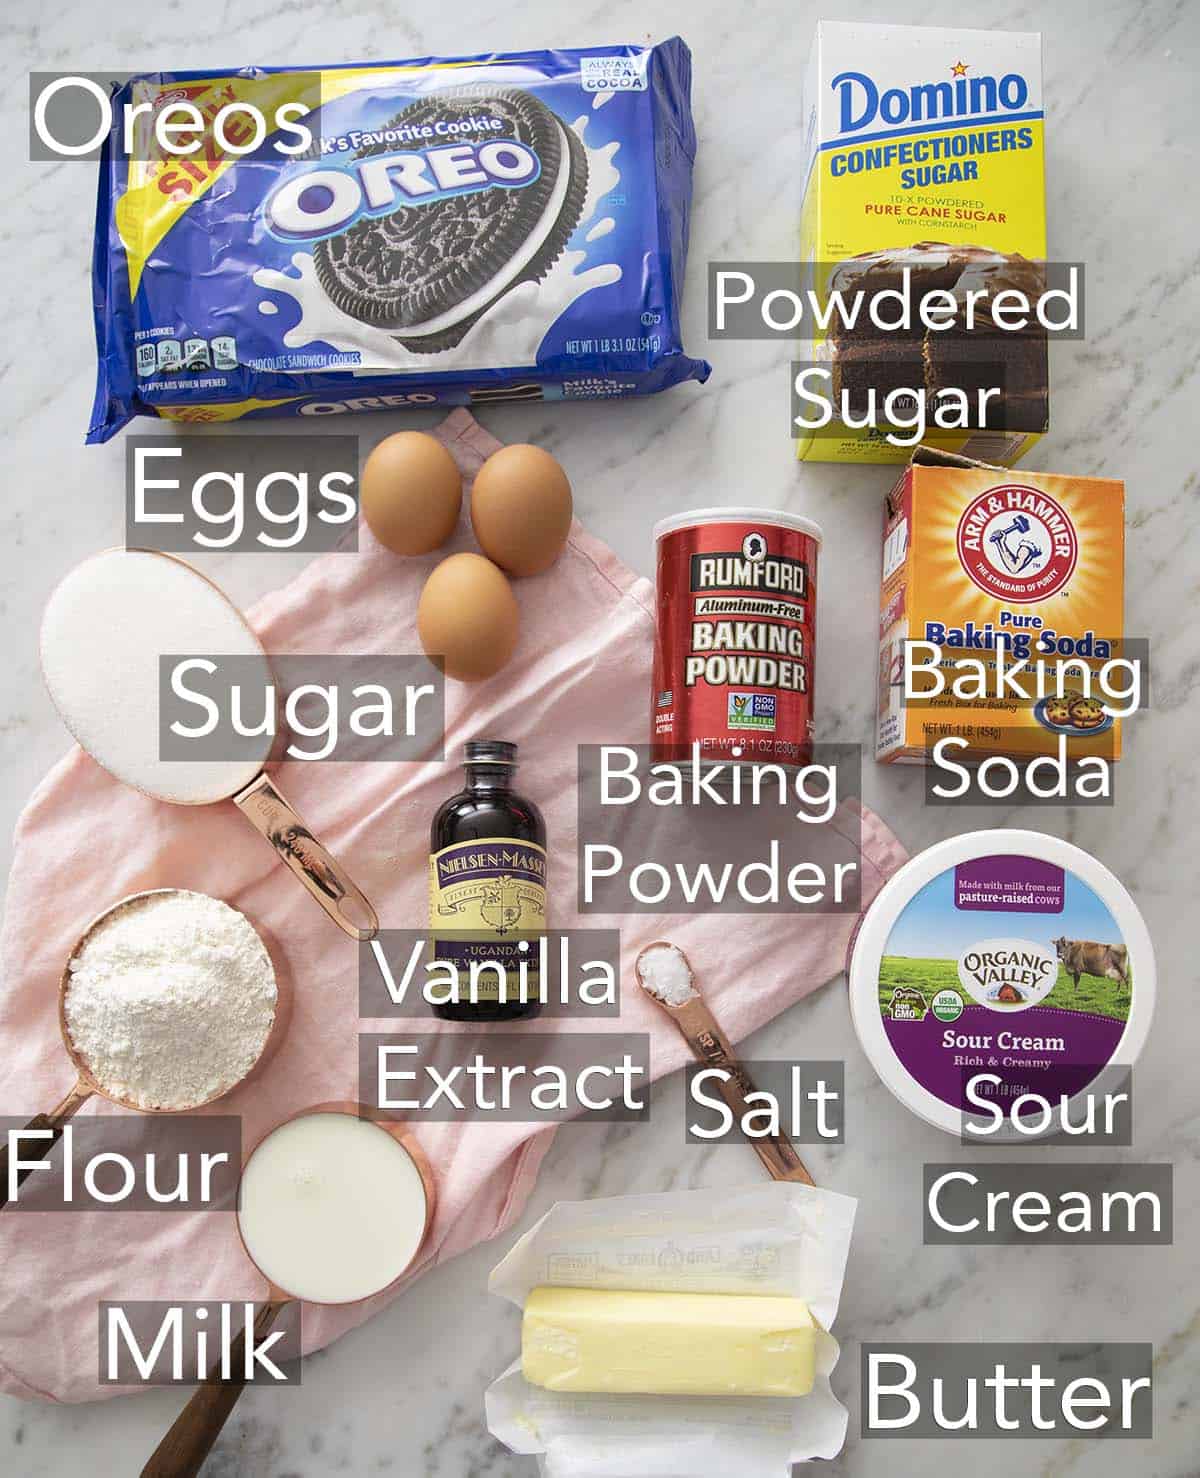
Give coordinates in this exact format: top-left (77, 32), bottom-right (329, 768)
top-left (3, 0), bottom-right (1197, 1474)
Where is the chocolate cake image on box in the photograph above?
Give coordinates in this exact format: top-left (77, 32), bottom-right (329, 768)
top-left (314, 88), bottom-right (589, 353)
top-left (924, 253), bottom-right (1049, 430)
top-left (826, 241), bottom-right (1048, 432)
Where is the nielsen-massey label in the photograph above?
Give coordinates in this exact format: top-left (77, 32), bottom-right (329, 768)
top-left (429, 839), bottom-right (547, 1001)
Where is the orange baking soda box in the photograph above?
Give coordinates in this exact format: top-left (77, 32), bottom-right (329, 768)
top-left (877, 449), bottom-right (1125, 763)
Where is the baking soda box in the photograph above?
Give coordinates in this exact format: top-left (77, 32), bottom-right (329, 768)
top-left (877, 450), bottom-right (1125, 764)
top-left (798, 21), bottom-right (1047, 465)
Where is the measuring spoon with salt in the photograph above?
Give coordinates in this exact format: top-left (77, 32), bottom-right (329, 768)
top-left (635, 940), bottom-right (815, 1186)
top-left (40, 549), bottom-right (378, 939)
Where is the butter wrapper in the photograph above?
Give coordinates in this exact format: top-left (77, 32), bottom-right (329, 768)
top-left (486, 1182), bottom-right (857, 1476)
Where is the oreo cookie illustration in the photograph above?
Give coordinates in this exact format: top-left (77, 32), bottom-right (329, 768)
top-left (468, 384), bottom-right (544, 403)
top-left (314, 89), bottom-right (589, 353)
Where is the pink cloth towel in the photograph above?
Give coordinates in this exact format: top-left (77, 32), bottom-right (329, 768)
top-left (0, 409), bottom-right (906, 1403)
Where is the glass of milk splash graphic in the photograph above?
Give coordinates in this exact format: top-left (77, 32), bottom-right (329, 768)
top-left (848, 830), bottom-right (1155, 1137)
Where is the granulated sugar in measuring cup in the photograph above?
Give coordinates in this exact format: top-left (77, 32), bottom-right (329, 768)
top-left (142, 1105), bottom-right (435, 1477)
top-left (0, 888), bottom-right (285, 1208)
top-left (40, 549), bottom-right (377, 938)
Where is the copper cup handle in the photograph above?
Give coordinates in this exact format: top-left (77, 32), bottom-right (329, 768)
top-left (0, 1080), bottom-right (93, 1210)
top-left (233, 773), bottom-right (378, 940)
top-left (141, 1300), bottom-right (289, 1478)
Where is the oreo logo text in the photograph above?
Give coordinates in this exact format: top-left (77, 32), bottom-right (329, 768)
top-left (266, 140), bottom-right (541, 241)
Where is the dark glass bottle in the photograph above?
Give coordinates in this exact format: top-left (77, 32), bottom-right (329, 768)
top-left (428, 740), bottom-right (547, 1021)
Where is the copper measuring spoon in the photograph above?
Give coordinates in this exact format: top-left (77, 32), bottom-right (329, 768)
top-left (40, 549), bottom-right (378, 940)
top-left (0, 888), bottom-right (291, 1210)
top-left (141, 1102), bottom-right (437, 1478)
top-left (635, 940), bottom-right (815, 1186)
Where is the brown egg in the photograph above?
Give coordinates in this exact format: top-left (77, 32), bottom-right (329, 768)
top-left (470, 444), bottom-right (573, 576)
top-left (360, 431), bottom-right (462, 555)
top-left (417, 553), bottom-right (519, 682)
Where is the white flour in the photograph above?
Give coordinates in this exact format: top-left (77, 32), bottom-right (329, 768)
top-left (64, 891), bottom-right (277, 1110)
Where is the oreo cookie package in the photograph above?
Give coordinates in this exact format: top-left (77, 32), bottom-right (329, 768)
top-left (88, 39), bottom-right (709, 443)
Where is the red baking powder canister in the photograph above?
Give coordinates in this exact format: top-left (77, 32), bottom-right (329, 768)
top-left (651, 507), bottom-right (822, 768)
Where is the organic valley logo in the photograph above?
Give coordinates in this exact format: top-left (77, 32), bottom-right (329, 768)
top-left (956, 937), bottom-right (1059, 1011)
top-left (832, 59), bottom-right (1030, 135)
top-left (956, 484), bottom-right (1079, 603)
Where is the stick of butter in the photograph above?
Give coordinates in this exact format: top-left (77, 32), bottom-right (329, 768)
top-left (521, 1286), bottom-right (816, 1397)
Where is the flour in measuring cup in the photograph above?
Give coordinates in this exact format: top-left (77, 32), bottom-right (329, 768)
top-left (64, 891), bottom-right (277, 1110)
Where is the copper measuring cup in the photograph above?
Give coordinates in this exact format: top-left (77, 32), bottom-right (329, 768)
top-left (0, 888), bottom-right (291, 1210)
top-left (142, 1102), bottom-right (437, 1478)
top-left (40, 549), bottom-right (378, 940)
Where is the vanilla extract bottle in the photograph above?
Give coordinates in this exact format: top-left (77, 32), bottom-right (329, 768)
top-left (428, 741), bottom-right (547, 1022)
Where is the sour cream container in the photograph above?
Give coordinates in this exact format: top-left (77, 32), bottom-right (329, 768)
top-left (848, 829), bottom-right (1155, 1137)
top-left (651, 508), bottom-right (821, 768)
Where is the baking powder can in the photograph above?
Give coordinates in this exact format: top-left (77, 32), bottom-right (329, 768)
top-left (651, 507), bottom-right (822, 767)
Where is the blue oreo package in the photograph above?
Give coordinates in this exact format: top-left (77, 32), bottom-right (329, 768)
top-left (88, 39), bottom-right (710, 443)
